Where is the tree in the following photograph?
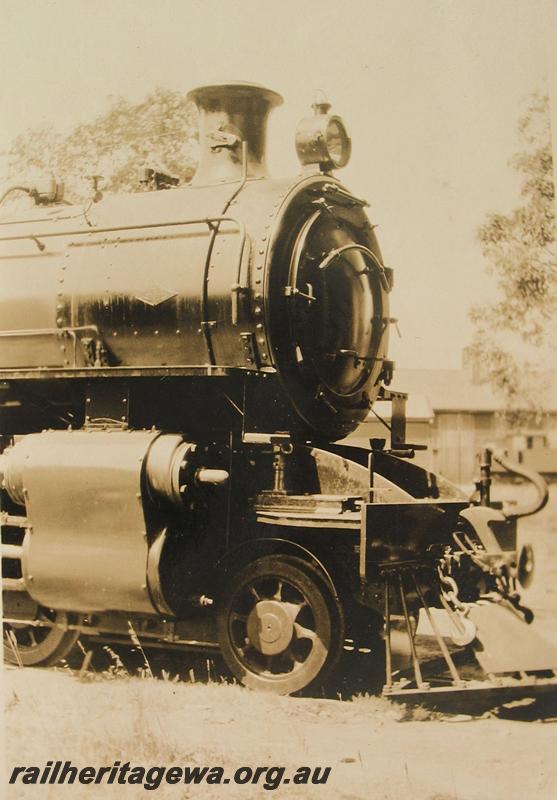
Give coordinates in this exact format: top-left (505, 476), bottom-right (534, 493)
top-left (467, 92), bottom-right (556, 429)
top-left (3, 87), bottom-right (199, 203)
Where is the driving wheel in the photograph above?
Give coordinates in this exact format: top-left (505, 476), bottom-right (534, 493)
top-left (217, 555), bottom-right (344, 694)
top-left (3, 603), bottom-right (81, 667)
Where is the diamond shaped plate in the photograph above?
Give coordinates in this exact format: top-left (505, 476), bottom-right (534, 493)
top-left (135, 285), bottom-right (177, 307)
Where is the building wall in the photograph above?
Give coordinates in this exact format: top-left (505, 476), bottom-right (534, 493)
top-left (343, 411), bottom-right (557, 487)
top-left (431, 411), bottom-right (557, 484)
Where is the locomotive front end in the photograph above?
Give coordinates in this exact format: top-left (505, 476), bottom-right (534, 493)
top-left (1, 83), bottom-right (556, 704)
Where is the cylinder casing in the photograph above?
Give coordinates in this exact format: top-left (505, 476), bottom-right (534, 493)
top-left (0, 430), bottom-right (204, 613)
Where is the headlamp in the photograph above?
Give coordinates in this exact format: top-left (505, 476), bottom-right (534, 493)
top-left (295, 100), bottom-right (351, 171)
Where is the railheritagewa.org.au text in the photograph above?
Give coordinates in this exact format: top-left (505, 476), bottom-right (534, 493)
top-left (9, 761), bottom-right (332, 791)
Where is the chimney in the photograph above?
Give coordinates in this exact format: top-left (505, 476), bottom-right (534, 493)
top-left (187, 82), bottom-right (283, 186)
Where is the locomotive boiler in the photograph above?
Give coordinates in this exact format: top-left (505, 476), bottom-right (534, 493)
top-left (1, 82), bottom-right (556, 700)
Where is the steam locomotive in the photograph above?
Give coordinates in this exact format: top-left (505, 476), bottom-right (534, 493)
top-left (1, 83), bottom-right (555, 700)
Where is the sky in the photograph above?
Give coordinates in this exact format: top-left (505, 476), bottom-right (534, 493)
top-left (1, 0), bottom-right (555, 369)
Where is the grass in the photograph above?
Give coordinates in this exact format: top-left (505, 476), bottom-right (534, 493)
top-left (6, 658), bottom-right (555, 800)
top-left (3, 638), bottom-right (438, 798)
top-left (4, 664), bottom-right (360, 799)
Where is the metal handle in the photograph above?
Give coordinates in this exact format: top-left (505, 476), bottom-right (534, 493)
top-left (317, 244), bottom-right (391, 292)
top-left (488, 445), bottom-right (549, 519)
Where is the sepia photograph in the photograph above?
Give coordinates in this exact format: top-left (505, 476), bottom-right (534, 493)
top-left (1, 1), bottom-right (556, 797)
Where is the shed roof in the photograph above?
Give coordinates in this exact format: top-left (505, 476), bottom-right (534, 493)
top-left (388, 368), bottom-right (557, 413)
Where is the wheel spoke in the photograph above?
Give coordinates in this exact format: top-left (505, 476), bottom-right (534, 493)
top-left (293, 622), bottom-right (317, 642)
top-left (249, 585), bottom-right (261, 602)
top-left (273, 581), bottom-right (283, 601)
top-left (285, 648), bottom-right (305, 670)
top-left (267, 650), bottom-right (298, 676)
top-left (282, 647), bottom-right (298, 666)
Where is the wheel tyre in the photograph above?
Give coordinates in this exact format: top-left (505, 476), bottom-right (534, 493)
top-left (3, 609), bottom-right (81, 667)
top-left (217, 555), bottom-right (344, 695)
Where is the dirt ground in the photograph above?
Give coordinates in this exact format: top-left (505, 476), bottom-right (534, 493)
top-left (3, 480), bottom-right (557, 800)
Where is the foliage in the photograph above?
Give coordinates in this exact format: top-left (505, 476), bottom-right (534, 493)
top-left (3, 87), bottom-right (199, 202)
top-left (468, 92), bottom-right (556, 429)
